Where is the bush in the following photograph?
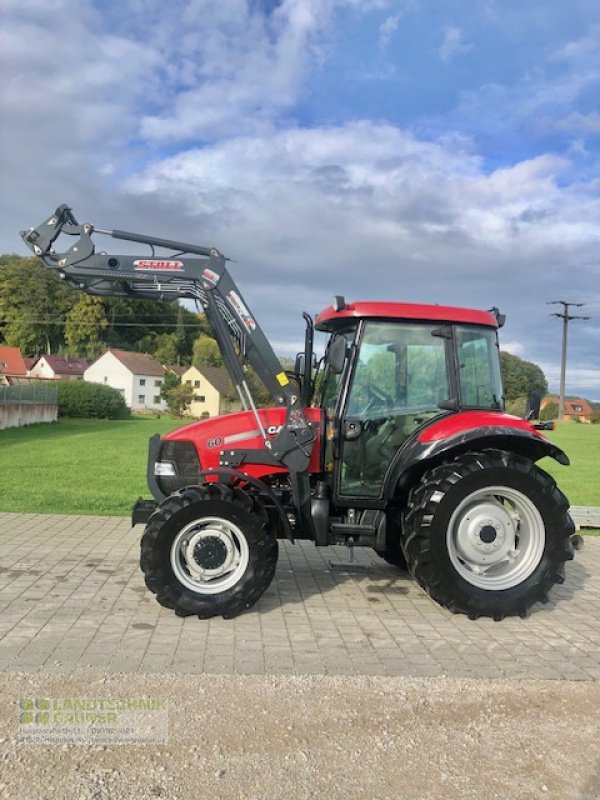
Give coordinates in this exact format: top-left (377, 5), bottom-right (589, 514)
top-left (540, 401), bottom-right (559, 421)
top-left (57, 381), bottom-right (130, 419)
top-left (505, 396), bottom-right (527, 417)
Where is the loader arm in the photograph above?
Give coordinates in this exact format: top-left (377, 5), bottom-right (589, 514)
top-left (21, 205), bottom-right (316, 518)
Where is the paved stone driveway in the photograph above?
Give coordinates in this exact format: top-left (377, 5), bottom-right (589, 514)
top-left (0, 513), bottom-right (598, 679)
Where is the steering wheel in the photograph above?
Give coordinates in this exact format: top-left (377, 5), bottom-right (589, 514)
top-left (359, 384), bottom-right (394, 417)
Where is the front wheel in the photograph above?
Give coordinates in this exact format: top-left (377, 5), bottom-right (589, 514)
top-left (402, 450), bottom-right (574, 620)
top-left (140, 483), bottom-right (278, 619)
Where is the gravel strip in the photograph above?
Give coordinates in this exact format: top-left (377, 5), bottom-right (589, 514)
top-left (1, 672), bottom-right (599, 799)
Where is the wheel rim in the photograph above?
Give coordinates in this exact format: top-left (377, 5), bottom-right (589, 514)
top-left (446, 485), bottom-right (546, 590)
top-left (170, 517), bottom-right (250, 595)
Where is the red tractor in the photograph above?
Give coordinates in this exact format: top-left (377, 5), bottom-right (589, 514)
top-left (22, 206), bottom-right (575, 621)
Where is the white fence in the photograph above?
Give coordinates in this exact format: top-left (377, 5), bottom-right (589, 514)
top-left (0, 381), bottom-right (58, 429)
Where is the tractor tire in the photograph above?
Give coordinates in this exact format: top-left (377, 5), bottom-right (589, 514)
top-left (140, 483), bottom-right (278, 619)
top-left (402, 450), bottom-right (574, 620)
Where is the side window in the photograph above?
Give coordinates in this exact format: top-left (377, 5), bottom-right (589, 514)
top-left (456, 327), bottom-right (502, 409)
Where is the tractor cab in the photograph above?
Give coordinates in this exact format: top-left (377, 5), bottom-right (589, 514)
top-left (315, 299), bottom-right (504, 500)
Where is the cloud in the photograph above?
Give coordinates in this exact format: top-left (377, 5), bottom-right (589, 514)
top-left (438, 27), bottom-right (472, 63)
top-left (120, 122), bottom-right (600, 384)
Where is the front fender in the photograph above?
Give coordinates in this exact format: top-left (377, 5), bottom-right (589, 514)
top-left (384, 426), bottom-right (569, 501)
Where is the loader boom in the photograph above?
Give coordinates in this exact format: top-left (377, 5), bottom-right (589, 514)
top-left (21, 204), bottom-right (316, 491)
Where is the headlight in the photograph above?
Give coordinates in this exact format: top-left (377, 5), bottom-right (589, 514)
top-left (154, 461), bottom-right (176, 477)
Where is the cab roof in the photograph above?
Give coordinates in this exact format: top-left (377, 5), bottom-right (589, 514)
top-left (315, 301), bottom-right (500, 332)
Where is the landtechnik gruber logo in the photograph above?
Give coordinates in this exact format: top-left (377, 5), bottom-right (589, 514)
top-left (19, 698), bottom-right (51, 725)
top-left (18, 697), bottom-right (168, 745)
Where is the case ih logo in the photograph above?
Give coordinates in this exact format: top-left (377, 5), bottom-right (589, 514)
top-left (134, 260), bottom-right (184, 271)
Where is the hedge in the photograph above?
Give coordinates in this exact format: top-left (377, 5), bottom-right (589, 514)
top-left (57, 380), bottom-right (130, 419)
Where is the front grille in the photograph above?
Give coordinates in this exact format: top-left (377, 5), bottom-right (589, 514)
top-left (157, 440), bottom-right (201, 495)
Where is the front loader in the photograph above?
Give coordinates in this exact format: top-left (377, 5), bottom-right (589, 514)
top-left (21, 205), bottom-right (575, 620)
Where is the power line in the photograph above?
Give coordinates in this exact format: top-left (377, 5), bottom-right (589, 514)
top-left (0, 320), bottom-right (206, 328)
top-left (547, 301), bottom-right (591, 420)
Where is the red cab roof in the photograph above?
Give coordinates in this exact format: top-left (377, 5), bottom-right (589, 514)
top-left (315, 301), bottom-right (499, 331)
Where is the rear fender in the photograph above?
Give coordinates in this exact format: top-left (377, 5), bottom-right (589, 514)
top-left (383, 426), bottom-right (569, 503)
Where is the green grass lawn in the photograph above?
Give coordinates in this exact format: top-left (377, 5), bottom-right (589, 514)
top-left (0, 416), bottom-right (598, 518)
top-left (539, 422), bottom-right (600, 506)
top-left (0, 417), bottom-right (180, 516)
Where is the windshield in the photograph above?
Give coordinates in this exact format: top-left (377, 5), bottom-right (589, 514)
top-left (456, 326), bottom-right (503, 410)
top-left (346, 321), bottom-right (450, 419)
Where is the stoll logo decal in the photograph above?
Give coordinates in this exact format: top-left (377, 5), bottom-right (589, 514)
top-left (18, 696), bottom-right (169, 745)
top-left (133, 259), bottom-right (184, 271)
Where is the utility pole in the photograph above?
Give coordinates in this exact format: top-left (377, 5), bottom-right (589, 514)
top-left (547, 301), bottom-right (590, 420)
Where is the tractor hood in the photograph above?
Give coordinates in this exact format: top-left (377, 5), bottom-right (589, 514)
top-left (163, 406), bottom-right (323, 480)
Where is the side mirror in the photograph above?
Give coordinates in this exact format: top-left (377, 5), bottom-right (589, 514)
top-left (328, 335), bottom-right (347, 375)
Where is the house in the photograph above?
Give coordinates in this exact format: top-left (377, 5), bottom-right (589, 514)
top-left (28, 355), bottom-right (88, 381)
top-left (181, 365), bottom-right (242, 418)
top-left (84, 348), bottom-right (167, 411)
top-left (563, 398), bottom-right (594, 421)
top-left (0, 346), bottom-right (28, 385)
top-left (541, 395), bottom-right (594, 422)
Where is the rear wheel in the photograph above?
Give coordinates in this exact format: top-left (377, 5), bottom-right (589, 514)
top-left (402, 450), bottom-right (574, 619)
top-left (141, 483), bottom-right (278, 619)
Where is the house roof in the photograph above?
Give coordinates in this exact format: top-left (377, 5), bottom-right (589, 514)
top-left (0, 346), bottom-right (27, 377)
top-left (564, 398), bottom-right (593, 416)
top-left (40, 355), bottom-right (89, 376)
top-left (164, 364), bottom-right (186, 377)
top-left (103, 348), bottom-right (165, 377)
top-left (195, 366), bottom-right (234, 397)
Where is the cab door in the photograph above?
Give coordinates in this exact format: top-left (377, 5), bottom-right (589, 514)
top-left (338, 321), bottom-right (451, 500)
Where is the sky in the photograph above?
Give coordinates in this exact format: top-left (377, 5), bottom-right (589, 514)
top-left (1, 0), bottom-right (599, 399)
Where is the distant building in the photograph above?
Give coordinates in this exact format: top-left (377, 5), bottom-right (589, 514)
top-left (84, 349), bottom-right (166, 411)
top-left (181, 365), bottom-right (242, 418)
top-left (0, 346), bottom-right (28, 385)
top-left (541, 395), bottom-right (594, 422)
top-left (28, 355), bottom-right (88, 381)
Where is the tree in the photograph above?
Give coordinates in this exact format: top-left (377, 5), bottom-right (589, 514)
top-left (159, 370), bottom-right (193, 416)
top-left (500, 351), bottom-right (548, 402)
top-left (193, 334), bottom-right (223, 367)
top-left (154, 333), bottom-right (181, 365)
top-left (64, 295), bottom-right (108, 359)
top-left (160, 370), bottom-right (180, 404)
top-left (166, 382), bottom-right (194, 417)
top-left (0, 254), bottom-right (74, 354)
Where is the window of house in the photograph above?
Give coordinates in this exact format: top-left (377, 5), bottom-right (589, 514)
top-left (186, 380), bottom-right (191, 385)
top-left (138, 394), bottom-right (145, 404)
top-left (154, 379), bottom-right (162, 387)
top-left (195, 395), bottom-right (205, 402)
top-left (573, 404), bottom-right (583, 413)
top-left (194, 380), bottom-right (200, 387)
top-left (0, 362), bottom-right (7, 369)
top-left (139, 379), bottom-right (146, 386)
top-left (153, 395), bottom-right (161, 404)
